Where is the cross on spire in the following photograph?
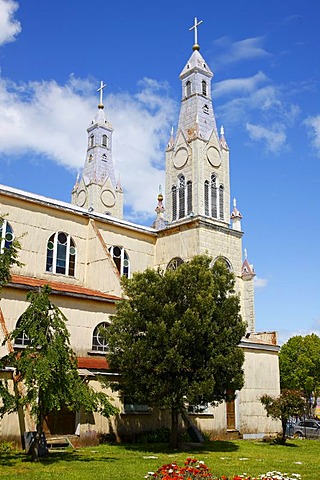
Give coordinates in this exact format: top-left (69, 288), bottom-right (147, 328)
top-left (97, 81), bottom-right (107, 108)
top-left (189, 17), bottom-right (203, 48)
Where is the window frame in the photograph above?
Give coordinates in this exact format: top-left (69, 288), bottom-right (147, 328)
top-left (92, 322), bottom-right (110, 353)
top-left (108, 245), bottom-right (130, 278)
top-left (46, 231), bottom-right (76, 277)
top-left (0, 219), bottom-right (14, 252)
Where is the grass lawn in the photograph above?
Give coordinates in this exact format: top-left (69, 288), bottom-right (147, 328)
top-left (0, 439), bottom-right (319, 480)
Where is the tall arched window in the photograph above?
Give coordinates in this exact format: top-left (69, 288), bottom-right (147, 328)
top-left (178, 175), bottom-right (185, 219)
top-left (204, 180), bottom-right (209, 216)
top-left (171, 185), bottom-right (177, 221)
top-left (219, 185), bottom-right (224, 220)
top-left (0, 219), bottom-right (14, 252)
top-left (186, 81), bottom-right (192, 97)
top-left (89, 134), bottom-right (94, 148)
top-left (187, 181), bottom-right (192, 215)
top-left (92, 322), bottom-right (109, 352)
top-left (102, 134), bottom-right (108, 147)
top-left (202, 80), bottom-right (207, 96)
top-left (211, 174), bottom-right (217, 218)
top-left (14, 317), bottom-right (30, 348)
top-left (46, 232), bottom-right (76, 276)
top-left (108, 246), bottom-right (130, 277)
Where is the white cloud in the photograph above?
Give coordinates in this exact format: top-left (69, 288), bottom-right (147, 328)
top-left (254, 276), bottom-right (268, 288)
top-left (304, 114), bottom-right (320, 156)
top-left (246, 122), bottom-right (286, 152)
top-left (213, 71), bottom-right (268, 98)
top-left (213, 36), bottom-right (271, 65)
top-left (0, 75), bottom-right (177, 223)
top-left (0, 0), bottom-right (21, 46)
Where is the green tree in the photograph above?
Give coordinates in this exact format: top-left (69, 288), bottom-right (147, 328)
top-left (0, 218), bottom-right (23, 420)
top-left (1, 285), bottom-right (117, 460)
top-left (106, 255), bottom-right (246, 448)
top-left (260, 390), bottom-right (305, 443)
top-left (279, 334), bottom-right (320, 416)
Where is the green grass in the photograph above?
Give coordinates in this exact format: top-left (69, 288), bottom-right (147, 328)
top-left (0, 439), bottom-right (319, 480)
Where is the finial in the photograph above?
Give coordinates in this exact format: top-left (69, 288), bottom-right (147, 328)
top-left (233, 198), bottom-right (237, 207)
top-left (220, 125), bottom-right (225, 136)
top-left (97, 81), bottom-right (106, 109)
top-left (189, 17), bottom-right (203, 51)
top-left (157, 184), bottom-right (163, 201)
top-left (171, 126), bottom-right (174, 136)
top-left (244, 248), bottom-right (248, 259)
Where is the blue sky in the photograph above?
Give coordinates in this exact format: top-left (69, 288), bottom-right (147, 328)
top-left (0, 0), bottom-right (319, 344)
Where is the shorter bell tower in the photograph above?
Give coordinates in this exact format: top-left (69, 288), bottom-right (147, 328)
top-left (72, 82), bottom-right (123, 218)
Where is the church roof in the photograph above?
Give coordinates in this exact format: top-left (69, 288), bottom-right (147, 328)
top-left (180, 49), bottom-right (213, 79)
top-left (9, 274), bottom-right (121, 302)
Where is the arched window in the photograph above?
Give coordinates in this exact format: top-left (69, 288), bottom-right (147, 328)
top-left (211, 174), bottom-right (217, 218)
top-left (46, 232), bottom-right (76, 276)
top-left (89, 135), bottom-right (94, 148)
top-left (219, 185), bottom-right (224, 220)
top-left (213, 256), bottom-right (232, 272)
top-left (92, 322), bottom-right (109, 352)
top-left (178, 176), bottom-right (185, 219)
top-left (14, 317), bottom-right (30, 348)
top-left (167, 257), bottom-right (184, 271)
top-left (186, 81), bottom-right (192, 97)
top-left (187, 181), bottom-right (192, 215)
top-left (102, 135), bottom-right (108, 147)
top-left (171, 186), bottom-right (177, 221)
top-left (204, 180), bottom-right (209, 216)
top-left (202, 81), bottom-right (207, 96)
top-left (0, 219), bottom-right (14, 252)
top-left (108, 246), bottom-right (130, 277)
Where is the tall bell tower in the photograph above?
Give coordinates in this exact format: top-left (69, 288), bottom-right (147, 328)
top-left (72, 82), bottom-right (123, 218)
top-left (165, 18), bottom-right (230, 224)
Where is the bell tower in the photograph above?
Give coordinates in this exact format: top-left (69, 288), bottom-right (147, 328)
top-left (72, 81), bottom-right (123, 218)
top-left (165, 18), bottom-right (230, 224)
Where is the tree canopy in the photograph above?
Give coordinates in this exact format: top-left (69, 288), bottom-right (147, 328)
top-left (106, 255), bottom-right (246, 447)
top-left (279, 334), bottom-right (320, 416)
top-left (261, 390), bottom-right (305, 443)
top-left (1, 285), bottom-right (117, 460)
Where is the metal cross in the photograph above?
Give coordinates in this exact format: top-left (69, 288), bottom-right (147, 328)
top-left (97, 81), bottom-right (107, 105)
top-left (189, 17), bottom-right (203, 45)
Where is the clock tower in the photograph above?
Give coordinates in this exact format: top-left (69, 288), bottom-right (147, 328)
top-left (165, 19), bottom-right (230, 224)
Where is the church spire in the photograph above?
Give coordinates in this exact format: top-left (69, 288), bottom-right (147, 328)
top-left (165, 19), bottom-right (230, 224)
top-left (71, 81), bottom-right (123, 218)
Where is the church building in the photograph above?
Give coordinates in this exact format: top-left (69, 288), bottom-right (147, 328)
top-left (0, 19), bottom-right (280, 444)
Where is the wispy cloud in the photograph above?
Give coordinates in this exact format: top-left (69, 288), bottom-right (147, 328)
top-left (0, 75), bottom-right (177, 222)
top-left (246, 122), bottom-right (287, 152)
top-left (213, 71), bottom-right (268, 97)
top-left (0, 0), bottom-right (21, 46)
top-left (213, 36), bottom-right (271, 65)
top-left (254, 276), bottom-right (268, 288)
top-left (304, 114), bottom-right (320, 156)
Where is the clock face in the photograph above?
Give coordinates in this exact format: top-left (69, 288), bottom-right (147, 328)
top-left (77, 189), bottom-right (87, 207)
top-left (101, 189), bottom-right (116, 207)
top-left (173, 147), bottom-right (189, 169)
top-left (207, 146), bottom-right (221, 167)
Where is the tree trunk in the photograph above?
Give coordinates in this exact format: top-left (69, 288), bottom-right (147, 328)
top-left (170, 406), bottom-right (179, 449)
top-left (281, 417), bottom-right (287, 444)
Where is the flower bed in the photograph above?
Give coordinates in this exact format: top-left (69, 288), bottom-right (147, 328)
top-left (144, 458), bottom-right (302, 480)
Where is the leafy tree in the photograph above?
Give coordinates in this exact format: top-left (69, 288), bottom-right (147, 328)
top-left (1, 285), bottom-right (117, 460)
top-left (0, 218), bottom-right (23, 420)
top-left (106, 255), bottom-right (246, 448)
top-left (260, 390), bottom-right (305, 443)
top-left (0, 217), bottom-right (22, 290)
top-left (279, 334), bottom-right (320, 416)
